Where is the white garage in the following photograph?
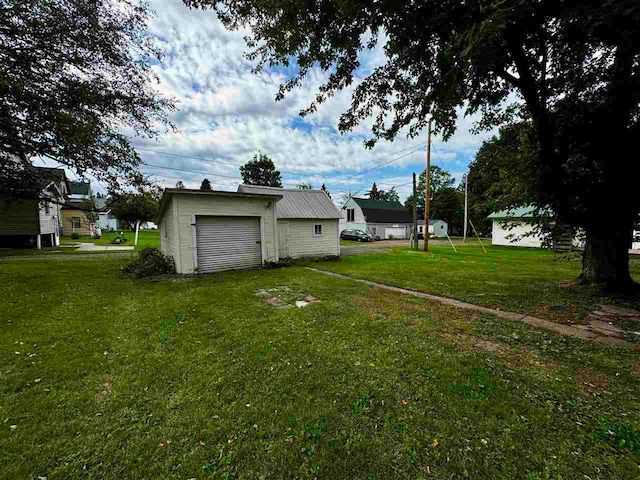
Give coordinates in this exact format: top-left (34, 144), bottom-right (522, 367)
top-left (157, 189), bottom-right (282, 274)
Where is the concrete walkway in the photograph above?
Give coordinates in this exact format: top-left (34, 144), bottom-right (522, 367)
top-left (73, 243), bottom-right (134, 252)
top-left (305, 267), bottom-right (629, 345)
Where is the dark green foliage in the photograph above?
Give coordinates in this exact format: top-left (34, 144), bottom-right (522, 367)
top-left (1, 0), bottom-right (174, 195)
top-left (431, 187), bottom-right (464, 233)
top-left (111, 234), bottom-right (128, 244)
top-left (467, 123), bottom-right (538, 235)
top-left (240, 151), bottom-right (282, 187)
top-left (595, 418), bottom-right (640, 454)
top-left (107, 190), bottom-right (160, 228)
top-left (186, 0), bottom-right (640, 289)
top-left (404, 166), bottom-right (455, 219)
top-left (70, 232), bottom-right (80, 240)
top-left (368, 183), bottom-right (399, 203)
top-left (121, 247), bottom-right (176, 278)
top-left (200, 178), bottom-right (212, 191)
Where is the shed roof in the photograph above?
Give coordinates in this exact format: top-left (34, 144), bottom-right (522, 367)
top-left (156, 188), bottom-right (283, 222)
top-left (350, 197), bottom-right (413, 224)
top-left (487, 206), bottom-right (550, 219)
top-left (238, 185), bottom-right (341, 219)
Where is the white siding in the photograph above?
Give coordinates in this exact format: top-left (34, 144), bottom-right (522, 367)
top-left (38, 199), bottom-right (57, 235)
top-left (491, 220), bottom-right (543, 248)
top-left (164, 194), bottom-right (277, 274)
top-left (339, 198), bottom-right (367, 232)
top-left (280, 219), bottom-right (339, 258)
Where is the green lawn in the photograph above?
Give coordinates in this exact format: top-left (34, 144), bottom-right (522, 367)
top-left (316, 244), bottom-right (640, 323)
top-left (1, 256), bottom-right (640, 479)
top-left (61, 230), bottom-right (160, 250)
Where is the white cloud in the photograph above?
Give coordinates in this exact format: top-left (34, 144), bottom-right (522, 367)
top-left (91, 0), bottom-right (495, 195)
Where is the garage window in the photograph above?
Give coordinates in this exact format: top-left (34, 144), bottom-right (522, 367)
top-left (372, 227), bottom-right (377, 234)
top-left (313, 224), bottom-right (323, 236)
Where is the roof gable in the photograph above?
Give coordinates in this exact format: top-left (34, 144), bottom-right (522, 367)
top-left (238, 185), bottom-right (341, 219)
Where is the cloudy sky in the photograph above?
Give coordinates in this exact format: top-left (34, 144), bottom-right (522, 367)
top-left (99, 0), bottom-right (495, 202)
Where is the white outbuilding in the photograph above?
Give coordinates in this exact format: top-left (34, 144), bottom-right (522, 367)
top-left (488, 206), bottom-right (545, 248)
top-left (157, 186), bottom-right (341, 274)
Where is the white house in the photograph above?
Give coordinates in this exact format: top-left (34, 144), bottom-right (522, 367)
top-left (238, 185), bottom-right (341, 259)
top-left (340, 197), bottom-right (413, 239)
top-left (157, 185), bottom-right (341, 274)
top-left (94, 198), bottom-right (120, 231)
top-left (417, 219), bottom-right (449, 238)
top-left (488, 206), bottom-right (545, 247)
top-left (0, 166), bottom-right (69, 249)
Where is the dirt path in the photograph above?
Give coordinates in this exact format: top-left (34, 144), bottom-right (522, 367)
top-left (305, 267), bottom-right (629, 345)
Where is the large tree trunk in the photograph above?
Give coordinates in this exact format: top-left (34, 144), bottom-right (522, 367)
top-left (580, 221), bottom-right (636, 292)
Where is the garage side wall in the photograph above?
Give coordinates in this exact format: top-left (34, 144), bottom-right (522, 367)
top-left (174, 195), bottom-right (278, 273)
top-left (281, 219), bottom-right (339, 258)
top-left (160, 196), bottom-right (178, 268)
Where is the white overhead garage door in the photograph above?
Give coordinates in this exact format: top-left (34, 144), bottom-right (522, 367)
top-left (196, 216), bottom-right (262, 273)
top-left (385, 227), bottom-right (406, 239)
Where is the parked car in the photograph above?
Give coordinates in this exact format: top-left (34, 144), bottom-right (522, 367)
top-left (341, 229), bottom-right (371, 242)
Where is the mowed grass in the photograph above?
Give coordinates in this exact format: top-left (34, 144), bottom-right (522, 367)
top-left (61, 230), bottom-right (160, 250)
top-left (1, 257), bottom-right (640, 479)
top-left (318, 244), bottom-right (640, 322)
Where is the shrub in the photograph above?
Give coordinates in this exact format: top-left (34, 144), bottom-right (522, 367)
top-left (264, 257), bottom-right (293, 269)
top-left (70, 232), bottom-right (80, 239)
top-left (121, 247), bottom-right (176, 278)
top-left (112, 234), bottom-right (128, 244)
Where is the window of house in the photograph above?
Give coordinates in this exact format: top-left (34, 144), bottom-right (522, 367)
top-left (44, 202), bottom-right (50, 215)
top-left (313, 224), bottom-right (323, 236)
top-left (347, 208), bottom-right (355, 222)
top-left (372, 227), bottom-right (377, 234)
top-left (71, 216), bottom-right (81, 232)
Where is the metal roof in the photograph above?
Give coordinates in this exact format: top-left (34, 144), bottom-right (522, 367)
top-left (487, 206), bottom-right (551, 219)
top-left (70, 181), bottom-right (90, 196)
top-left (238, 185), bottom-right (342, 219)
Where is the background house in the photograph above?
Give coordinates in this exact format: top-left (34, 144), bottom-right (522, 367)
top-left (239, 185), bottom-right (341, 259)
top-left (95, 197), bottom-right (120, 232)
top-left (340, 197), bottom-right (413, 239)
top-left (0, 167), bottom-right (70, 248)
top-left (417, 219), bottom-right (449, 238)
top-left (62, 181), bottom-right (96, 236)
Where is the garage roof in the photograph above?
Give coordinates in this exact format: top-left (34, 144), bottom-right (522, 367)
top-left (238, 185), bottom-right (342, 219)
top-left (156, 188), bottom-right (283, 222)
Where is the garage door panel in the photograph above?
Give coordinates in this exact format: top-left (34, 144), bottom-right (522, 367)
top-left (385, 227), bottom-right (406, 239)
top-left (196, 216), bottom-right (262, 273)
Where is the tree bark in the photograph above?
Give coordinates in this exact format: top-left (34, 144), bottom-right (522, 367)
top-left (580, 221), bottom-right (636, 292)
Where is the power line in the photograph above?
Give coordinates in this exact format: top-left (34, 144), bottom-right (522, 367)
top-left (135, 142), bottom-right (425, 181)
top-left (340, 145), bottom-right (424, 180)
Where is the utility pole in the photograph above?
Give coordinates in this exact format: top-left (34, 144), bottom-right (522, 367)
top-left (423, 118), bottom-right (433, 251)
top-left (412, 172), bottom-right (417, 249)
top-left (463, 174), bottom-right (468, 242)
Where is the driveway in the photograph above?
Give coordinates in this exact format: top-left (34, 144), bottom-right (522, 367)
top-left (340, 238), bottom-right (450, 256)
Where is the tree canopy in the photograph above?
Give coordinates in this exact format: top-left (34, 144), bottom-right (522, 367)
top-left (296, 182), bottom-right (313, 190)
top-left (368, 182), bottom-right (399, 203)
top-left (107, 190), bottom-right (160, 229)
top-left (240, 152), bottom-right (283, 187)
top-left (200, 178), bottom-right (212, 191)
top-left (404, 166), bottom-right (455, 219)
top-left (1, 0), bottom-right (175, 196)
top-left (186, 0), bottom-right (640, 289)
top-left (467, 123), bottom-right (538, 235)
